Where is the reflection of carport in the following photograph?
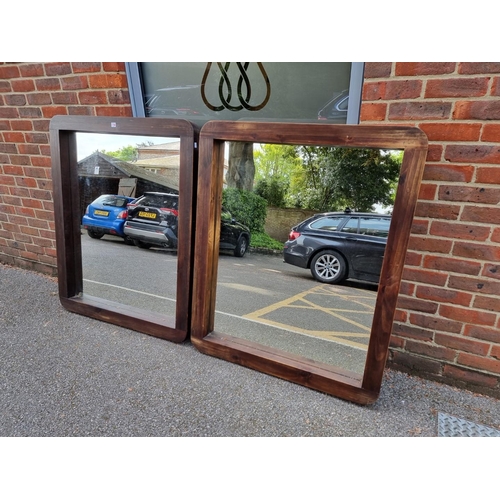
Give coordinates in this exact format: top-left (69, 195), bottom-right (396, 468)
top-left (77, 151), bottom-right (178, 217)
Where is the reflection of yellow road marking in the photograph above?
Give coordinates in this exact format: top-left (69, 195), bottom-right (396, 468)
top-left (243, 284), bottom-right (375, 350)
top-left (218, 282), bottom-right (275, 296)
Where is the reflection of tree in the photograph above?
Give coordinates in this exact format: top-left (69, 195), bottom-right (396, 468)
top-left (254, 144), bottom-right (402, 212)
top-left (226, 142), bottom-right (255, 191)
top-left (102, 141), bottom-right (154, 163)
top-left (254, 144), bottom-right (301, 207)
top-left (296, 147), bottom-right (401, 212)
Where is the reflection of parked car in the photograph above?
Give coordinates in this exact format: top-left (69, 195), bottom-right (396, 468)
top-left (124, 192), bottom-right (179, 249)
top-left (219, 208), bottom-right (251, 257)
top-left (283, 209), bottom-right (391, 284)
top-left (124, 192), bottom-right (251, 257)
top-left (317, 90), bottom-right (349, 122)
top-left (145, 86), bottom-right (207, 118)
top-left (82, 194), bottom-right (136, 242)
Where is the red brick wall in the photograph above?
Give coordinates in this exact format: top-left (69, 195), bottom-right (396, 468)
top-left (1, 62), bottom-right (499, 397)
top-left (0, 62), bottom-right (132, 275)
top-left (361, 62), bottom-right (500, 397)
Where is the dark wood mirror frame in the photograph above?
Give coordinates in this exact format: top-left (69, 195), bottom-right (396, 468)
top-left (191, 121), bottom-right (428, 404)
top-left (50, 116), bottom-right (197, 342)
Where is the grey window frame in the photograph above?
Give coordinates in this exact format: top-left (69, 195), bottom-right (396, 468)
top-left (125, 62), bottom-right (365, 124)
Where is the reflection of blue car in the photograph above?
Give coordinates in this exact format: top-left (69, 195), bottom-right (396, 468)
top-left (82, 194), bottom-right (135, 242)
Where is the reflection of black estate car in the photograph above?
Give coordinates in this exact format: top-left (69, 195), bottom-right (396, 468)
top-left (123, 192), bottom-right (251, 257)
top-left (283, 210), bottom-right (391, 284)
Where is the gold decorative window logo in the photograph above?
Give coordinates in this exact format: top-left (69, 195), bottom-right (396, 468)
top-left (201, 62), bottom-right (271, 112)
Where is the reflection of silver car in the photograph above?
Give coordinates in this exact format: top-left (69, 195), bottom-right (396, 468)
top-left (145, 86), bottom-right (208, 118)
top-left (317, 90), bottom-right (349, 122)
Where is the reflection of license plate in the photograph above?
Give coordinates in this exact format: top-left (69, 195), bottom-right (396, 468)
top-left (94, 210), bottom-right (109, 216)
top-left (139, 211), bottom-right (157, 219)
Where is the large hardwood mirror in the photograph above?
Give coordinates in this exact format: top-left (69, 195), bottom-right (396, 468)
top-left (213, 142), bottom-right (400, 377)
top-left (191, 121), bottom-right (427, 404)
top-left (50, 116), bottom-right (197, 342)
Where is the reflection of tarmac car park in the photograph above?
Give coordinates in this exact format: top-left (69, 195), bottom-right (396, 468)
top-left (283, 210), bottom-right (391, 285)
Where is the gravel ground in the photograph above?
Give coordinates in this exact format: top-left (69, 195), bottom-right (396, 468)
top-left (1, 262), bottom-right (499, 437)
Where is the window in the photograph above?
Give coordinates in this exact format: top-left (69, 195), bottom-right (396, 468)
top-left (126, 62), bottom-right (364, 125)
top-left (358, 217), bottom-right (391, 238)
top-left (341, 218), bottom-right (359, 234)
top-left (99, 195), bottom-right (128, 208)
top-left (309, 216), bottom-right (345, 231)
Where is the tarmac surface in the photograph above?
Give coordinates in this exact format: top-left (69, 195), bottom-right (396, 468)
top-left (1, 262), bottom-right (500, 437)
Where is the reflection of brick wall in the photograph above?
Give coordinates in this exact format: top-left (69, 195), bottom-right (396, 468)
top-left (265, 207), bottom-right (317, 242)
top-left (361, 62), bottom-right (500, 397)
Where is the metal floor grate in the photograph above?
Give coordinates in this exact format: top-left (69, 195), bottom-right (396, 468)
top-left (438, 413), bottom-right (500, 437)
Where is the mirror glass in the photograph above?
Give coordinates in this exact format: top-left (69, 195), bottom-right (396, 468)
top-left (76, 132), bottom-right (181, 318)
top-left (214, 142), bottom-right (401, 377)
top-left (51, 116), bottom-right (196, 342)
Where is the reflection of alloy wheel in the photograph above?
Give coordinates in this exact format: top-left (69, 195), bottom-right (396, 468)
top-left (234, 237), bottom-right (248, 257)
top-left (133, 239), bottom-right (152, 249)
top-left (87, 229), bottom-right (103, 239)
top-left (310, 250), bottom-right (346, 284)
top-left (124, 236), bottom-right (135, 245)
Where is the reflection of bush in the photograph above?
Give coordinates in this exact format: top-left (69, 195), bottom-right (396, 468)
top-left (254, 178), bottom-right (288, 208)
top-left (250, 232), bottom-right (283, 251)
top-left (222, 188), bottom-right (267, 234)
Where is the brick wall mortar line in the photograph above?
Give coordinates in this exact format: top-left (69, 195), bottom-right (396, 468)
top-left (390, 346), bottom-right (500, 377)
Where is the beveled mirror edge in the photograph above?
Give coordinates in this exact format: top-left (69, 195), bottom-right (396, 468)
top-left (50, 115), bottom-right (198, 343)
top-left (191, 121), bottom-right (428, 404)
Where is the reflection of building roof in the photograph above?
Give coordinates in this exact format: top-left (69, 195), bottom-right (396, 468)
top-left (136, 155), bottom-right (180, 168)
top-left (138, 141), bottom-right (180, 151)
top-left (77, 151), bottom-right (178, 191)
top-left (135, 156), bottom-right (180, 190)
top-left (137, 141), bottom-right (180, 159)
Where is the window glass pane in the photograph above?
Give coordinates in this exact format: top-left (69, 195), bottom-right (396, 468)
top-left (338, 96), bottom-right (349, 110)
top-left (140, 63), bottom-right (353, 125)
top-left (358, 217), bottom-right (391, 237)
top-left (309, 216), bottom-right (344, 231)
top-left (341, 217), bottom-right (359, 233)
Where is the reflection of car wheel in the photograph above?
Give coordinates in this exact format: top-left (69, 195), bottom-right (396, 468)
top-left (310, 250), bottom-right (346, 284)
top-left (87, 229), bottom-right (103, 239)
top-left (233, 236), bottom-right (248, 257)
top-left (124, 236), bottom-right (135, 246)
top-left (133, 240), bottom-right (152, 249)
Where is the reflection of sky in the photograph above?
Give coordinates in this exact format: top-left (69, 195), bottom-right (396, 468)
top-left (76, 133), bottom-right (177, 161)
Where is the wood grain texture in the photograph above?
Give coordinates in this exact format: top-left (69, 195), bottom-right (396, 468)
top-left (192, 121), bottom-right (428, 404)
top-left (50, 116), bottom-right (198, 342)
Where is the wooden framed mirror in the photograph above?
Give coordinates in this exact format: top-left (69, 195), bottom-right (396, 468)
top-left (191, 121), bottom-right (427, 404)
top-left (50, 116), bottom-right (197, 342)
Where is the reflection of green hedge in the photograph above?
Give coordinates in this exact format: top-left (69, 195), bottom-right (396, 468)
top-left (250, 232), bottom-right (283, 250)
top-left (222, 188), bottom-right (267, 234)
